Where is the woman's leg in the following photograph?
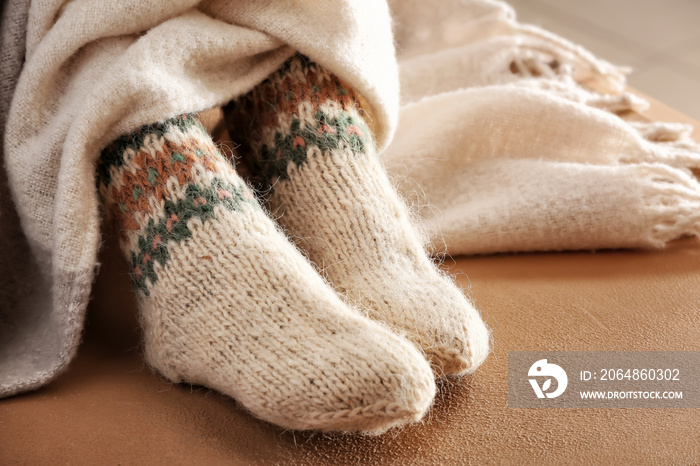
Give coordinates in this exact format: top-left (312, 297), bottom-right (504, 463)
top-left (225, 54), bottom-right (490, 376)
top-left (97, 114), bottom-right (435, 432)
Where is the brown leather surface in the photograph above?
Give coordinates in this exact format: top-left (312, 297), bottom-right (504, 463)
top-left (2, 102), bottom-right (700, 464)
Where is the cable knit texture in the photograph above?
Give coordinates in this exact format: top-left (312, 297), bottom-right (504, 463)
top-left (226, 55), bottom-right (491, 376)
top-left (97, 114), bottom-right (436, 433)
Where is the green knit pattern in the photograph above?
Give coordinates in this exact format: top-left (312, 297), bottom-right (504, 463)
top-left (97, 113), bottom-right (205, 189)
top-left (256, 110), bottom-right (371, 182)
top-left (227, 53), bottom-right (376, 190)
top-left (98, 114), bottom-right (257, 295)
top-left (129, 178), bottom-right (250, 293)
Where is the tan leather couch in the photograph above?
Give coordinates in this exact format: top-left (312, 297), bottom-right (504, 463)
top-left (1, 93), bottom-right (699, 465)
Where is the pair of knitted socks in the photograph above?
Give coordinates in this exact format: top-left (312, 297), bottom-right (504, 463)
top-left (97, 54), bottom-right (489, 433)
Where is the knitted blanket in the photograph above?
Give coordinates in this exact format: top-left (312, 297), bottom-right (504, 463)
top-left (386, 0), bottom-right (700, 255)
top-left (1, 0), bottom-right (698, 398)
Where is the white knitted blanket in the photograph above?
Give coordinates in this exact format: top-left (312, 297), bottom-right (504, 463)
top-left (1, 0), bottom-right (699, 397)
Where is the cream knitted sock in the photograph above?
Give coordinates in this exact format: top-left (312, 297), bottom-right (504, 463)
top-left (226, 55), bottom-right (489, 375)
top-left (97, 114), bottom-right (436, 432)
top-left (225, 55), bottom-right (490, 376)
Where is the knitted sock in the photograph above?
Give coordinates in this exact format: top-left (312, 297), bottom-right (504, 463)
top-left (97, 114), bottom-right (436, 433)
top-left (225, 55), bottom-right (490, 376)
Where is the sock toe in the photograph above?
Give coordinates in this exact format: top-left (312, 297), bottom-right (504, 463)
top-left (351, 270), bottom-right (492, 378)
top-left (420, 280), bottom-right (492, 377)
top-left (294, 326), bottom-right (436, 433)
top-left (425, 310), bottom-right (491, 377)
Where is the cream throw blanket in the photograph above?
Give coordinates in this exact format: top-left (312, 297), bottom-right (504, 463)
top-left (387, 0), bottom-right (700, 255)
top-left (1, 0), bottom-right (699, 397)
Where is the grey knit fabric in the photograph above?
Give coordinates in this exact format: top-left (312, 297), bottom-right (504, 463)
top-left (0, 0), bottom-right (68, 398)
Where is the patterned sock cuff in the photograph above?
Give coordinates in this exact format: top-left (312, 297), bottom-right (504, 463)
top-left (97, 114), bottom-right (257, 294)
top-left (225, 54), bottom-right (376, 188)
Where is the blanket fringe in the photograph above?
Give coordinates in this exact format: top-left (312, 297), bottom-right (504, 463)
top-left (622, 146), bottom-right (700, 170)
top-left (503, 30), bottom-right (647, 114)
top-left (513, 22), bottom-right (629, 94)
top-left (629, 121), bottom-right (695, 143)
top-left (637, 163), bottom-right (700, 247)
top-left (586, 92), bottom-right (649, 114)
top-left (619, 127), bottom-right (700, 169)
top-left (511, 78), bottom-right (649, 114)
